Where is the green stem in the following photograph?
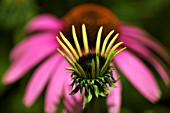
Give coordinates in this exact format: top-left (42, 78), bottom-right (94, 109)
top-left (83, 97), bottom-right (108, 113)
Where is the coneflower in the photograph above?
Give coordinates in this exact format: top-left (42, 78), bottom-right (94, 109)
top-left (3, 4), bottom-right (169, 113)
top-left (57, 24), bottom-right (126, 108)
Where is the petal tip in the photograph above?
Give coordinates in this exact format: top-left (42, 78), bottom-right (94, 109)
top-left (2, 76), bottom-right (11, 85)
top-left (2, 77), bottom-right (7, 85)
top-left (2, 70), bottom-right (18, 85)
top-left (151, 90), bottom-right (161, 103)
top-left (23, 98), bottom-right (32, 107)
top-left (165, 79), bottom-right (170, 86)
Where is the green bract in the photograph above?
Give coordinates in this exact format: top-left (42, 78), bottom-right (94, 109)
top-left (57, 24), bottom-right (126, 108)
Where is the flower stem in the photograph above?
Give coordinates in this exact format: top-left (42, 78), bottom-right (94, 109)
top-left (83, 97), bottom-right (108, 113)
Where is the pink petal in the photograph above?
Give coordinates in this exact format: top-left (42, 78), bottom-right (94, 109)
top-left (107, 71), bottom-right (122, 113)
top-left (63, 77), bottom-right (83, 113)
top-left (3, 40), bottom-right (57, 84)
top-left (25, 14), bottom-right (65, 32)
top-left (23, 53), bottom-right (61, 107)
top-left (62, 109), bottom-right (69, 113)
top-left (119, 24), bottom-right (170, 63)
top-left (10, 32), bottom-right (58, 60)
top-left (45, 60), bottom-right (69, 113)
top-left (120, 36), bottom-right (169, 85)
top-left (115, 50), bottom-right (161, 102)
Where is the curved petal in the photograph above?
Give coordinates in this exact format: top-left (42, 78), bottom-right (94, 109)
top-left (25, 14), bottom-right (65, 32)
top-left (23, 53), bottom-right (61, 107)
top-left (10, 32), bottom-right (58, 60)
top-left (45, 60), bottom-right (69, 113)
top-left (63, 77), bottom-right (83, 113)
top-left (119, 24), bottom-right (170, 63)
top-left (107, 70), bottom-right (121, 113)
top-left (2, 39), bottom-right (57, 84)
top-left (119, 36), bottom-right (169, 85)
top-left (115, 50), bottom-right (161, 102)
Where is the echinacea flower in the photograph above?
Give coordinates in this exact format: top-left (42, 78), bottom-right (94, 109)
top-left (57, 24), bottom-right (126, 108)
top-left (3, 3), bottom-right (170, 113)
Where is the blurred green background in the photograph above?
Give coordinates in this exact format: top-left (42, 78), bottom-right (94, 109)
top-left (0, 0), bottom-right (170, 113)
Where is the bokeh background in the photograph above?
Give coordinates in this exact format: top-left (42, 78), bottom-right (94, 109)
top-left (0, 0), bottom-right (170, 113)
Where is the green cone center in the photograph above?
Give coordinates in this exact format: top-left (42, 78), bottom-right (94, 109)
top-left (78, 53), bottom-right (106, 78)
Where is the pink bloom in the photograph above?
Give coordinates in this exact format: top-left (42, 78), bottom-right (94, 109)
top-left (3, 4), bottom-right (169, 113)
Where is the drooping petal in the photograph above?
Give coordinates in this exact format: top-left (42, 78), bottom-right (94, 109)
top-left (45, 60), bottom-right (69, 113)
top-left (120, 36), bottom-right (169, 85)
top-left (10, 32), bottom-right (58, 60)
top-left (3, 39), bottom-right (57, 84)
top-left (119, 24), bottom-right (170, 63)
top-left (115, 50), bottom-right (161, 102)
top-left (23, 53), bottom-right (61, 107)
top-left (63, 77), bottom-right (83, 113)
top-left (107, 71), bottom-right (121, 113)
top-left (25, 14), bottom-right (65, 32)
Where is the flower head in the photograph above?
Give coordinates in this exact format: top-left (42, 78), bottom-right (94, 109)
top-left (2, 3), bottom-right (170, 113)
top-left (57, 24), bottom-right (126, 108)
